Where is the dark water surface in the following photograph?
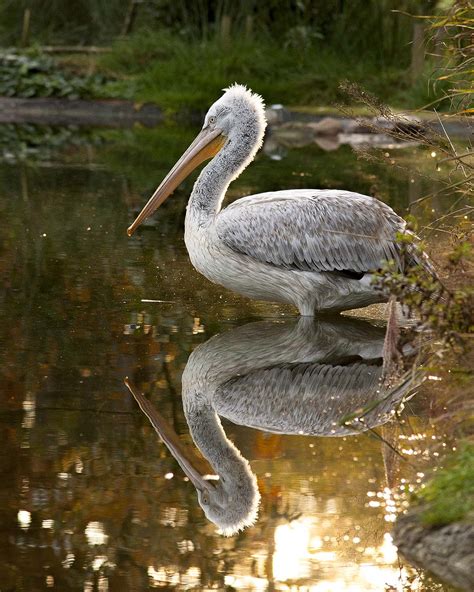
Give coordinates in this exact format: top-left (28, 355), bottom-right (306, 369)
top-left (0, 123), bottom-right (462, 591)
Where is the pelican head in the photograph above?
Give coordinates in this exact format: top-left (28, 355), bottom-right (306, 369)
top-left (196, 451), bottom-right (260, 537)
top-left (127, 84), bottom-right (267, 235)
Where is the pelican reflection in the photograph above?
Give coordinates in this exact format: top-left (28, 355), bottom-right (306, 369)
top-left (127, 317), bottom-right (419, 535)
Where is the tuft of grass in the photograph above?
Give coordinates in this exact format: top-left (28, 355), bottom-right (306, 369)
top-left (99, 29), bottom-right (440, 112)
top-left (415, 442), bottom-right (474, 527)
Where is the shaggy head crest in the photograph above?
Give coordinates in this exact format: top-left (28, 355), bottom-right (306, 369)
top-left (222, 83), bottom-right (266, 116)
top-left (201, 466), bottom-right (261, 537)
top-left (216, 83), bottom-right (267, 131)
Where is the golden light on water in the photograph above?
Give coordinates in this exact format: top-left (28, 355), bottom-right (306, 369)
top-left (224, 574), bottom-right (268, 589)
top-left (267, 515), bottom-right (403, 591)
top-left (17, 509), bottom-right (31, 530)
top-left (148, 566), bottom-right (179, 586)
top-left (22, 392), bottom-right (36, 429)
top-left (85, 521), bottom-right (108, 546)
top-left (380, 533), bottom-right (398, 563)
top-left (273, 517), bottom-right (312, 580)
top-left (148, 566), bottom-right (202, 588)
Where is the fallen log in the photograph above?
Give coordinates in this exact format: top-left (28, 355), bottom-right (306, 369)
top-left (39, 46), bottom-right (112, 54)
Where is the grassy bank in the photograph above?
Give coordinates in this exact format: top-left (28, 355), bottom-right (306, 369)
top-left (96, 30), bottom-right (441, 112)
top-left (415, 442), bottom-right (474, 527)
top-left (0, 30), bottom-right (447, 112)
top-left (0, 1), bottom-right (462, 113)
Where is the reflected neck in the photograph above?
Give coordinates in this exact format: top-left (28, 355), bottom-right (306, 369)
top-left (184, 397), bottom-right (249, 479)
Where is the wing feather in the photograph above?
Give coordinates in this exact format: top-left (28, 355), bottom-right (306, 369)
top-left (217, 190), bottom-right (405, 274)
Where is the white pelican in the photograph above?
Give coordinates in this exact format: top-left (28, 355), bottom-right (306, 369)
top-left (126, 317), bottom-right (420, 535)
top-left (128, 84), bottom-right (429, 314)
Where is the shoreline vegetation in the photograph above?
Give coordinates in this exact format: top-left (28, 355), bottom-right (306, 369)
top-left (0, 35), bottom-right (448, 115)
top-left (393, 443), bottom-right (474, 591)
top-left (0, 0), bottom-right (463, 115)
top-left (97, 30), bottom-right (443, 113)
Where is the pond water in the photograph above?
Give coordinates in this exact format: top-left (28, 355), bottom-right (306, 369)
top-left (0, 122), bottom-right (464, 591)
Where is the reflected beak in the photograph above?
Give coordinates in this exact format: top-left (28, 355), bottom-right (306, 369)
top-left (124, 378), bottom-right (216, 491)
top-left (127, 127), bottom-right (226, 236)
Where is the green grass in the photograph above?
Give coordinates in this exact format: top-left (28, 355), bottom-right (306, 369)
top-left (415, 442), bottom-right (474, 527)
top-left (0, 28), bottom-right (447, 111)
top-left (98, 29), bottom-right (441, 112)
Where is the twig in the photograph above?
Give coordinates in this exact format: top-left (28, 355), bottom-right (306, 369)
top-left (437, 150), bottom-right (474, 167)
top-left (39, 46), bottom-right (112, 54)
top-left (408, 175), bottom-right (473, 209)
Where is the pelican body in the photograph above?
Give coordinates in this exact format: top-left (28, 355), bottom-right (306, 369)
top-left (128, 85), bottom-right (425, 315)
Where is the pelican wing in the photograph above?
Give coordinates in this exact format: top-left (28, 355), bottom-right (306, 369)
top-left (217, 190), bottom-right (406, 273)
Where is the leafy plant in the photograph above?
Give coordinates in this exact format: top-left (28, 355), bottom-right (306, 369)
top-left (425, 0), bottom-right (474, 113)
top-left (374, 230), bottom-right (473, 342)
top-left (0, 49), bottom-right (112, 99)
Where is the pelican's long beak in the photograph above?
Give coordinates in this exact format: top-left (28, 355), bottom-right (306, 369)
top-left (127, 127), bottom-right (226, 236)
top-left (125, 378), bottom-right (216, 491)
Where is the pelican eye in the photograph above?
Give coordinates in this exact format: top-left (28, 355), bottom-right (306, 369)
top-left (208, 115), bottom-right (217, 125)
top-left (201, 492), bottom-right (210, 505)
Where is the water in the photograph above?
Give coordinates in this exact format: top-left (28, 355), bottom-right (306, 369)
top-left (0, 123), bottom-right (463, 591)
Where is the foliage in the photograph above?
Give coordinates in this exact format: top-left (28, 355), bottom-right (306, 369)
top-left (414, 441), bottom-right (474, 526)
top-left (374, 230), bottom-right (473, 342)
top-left (148, 0), bottom-right (421, 59)
top-left (100, 29), bottom-right (437, 112)
top-left (0, 49), bottom-right (111, 99)
top-left (0, 1), bottom-right (453, 109)
top-left (426, 0), bottom-right (474, 113)
top-left (0, 0), bottom-right (126, 45)
top-left (0, 0), bottom-right (432, 61)
top-left (339, 1), bottom-right (474, 183)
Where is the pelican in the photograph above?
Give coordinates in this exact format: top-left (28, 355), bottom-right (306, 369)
top-left (126, 317), bottom-right (421, 535)
top-left (127, 84), bottom-right (432, 315)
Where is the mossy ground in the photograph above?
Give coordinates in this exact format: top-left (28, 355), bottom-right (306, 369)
top-left (415, 442), bottom-right (474, 527)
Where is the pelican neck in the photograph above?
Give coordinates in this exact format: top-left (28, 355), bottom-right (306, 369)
top-left (187, 132), bottom-right (258, 225)
top-left (185, 399), bottom-right (247, 475)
